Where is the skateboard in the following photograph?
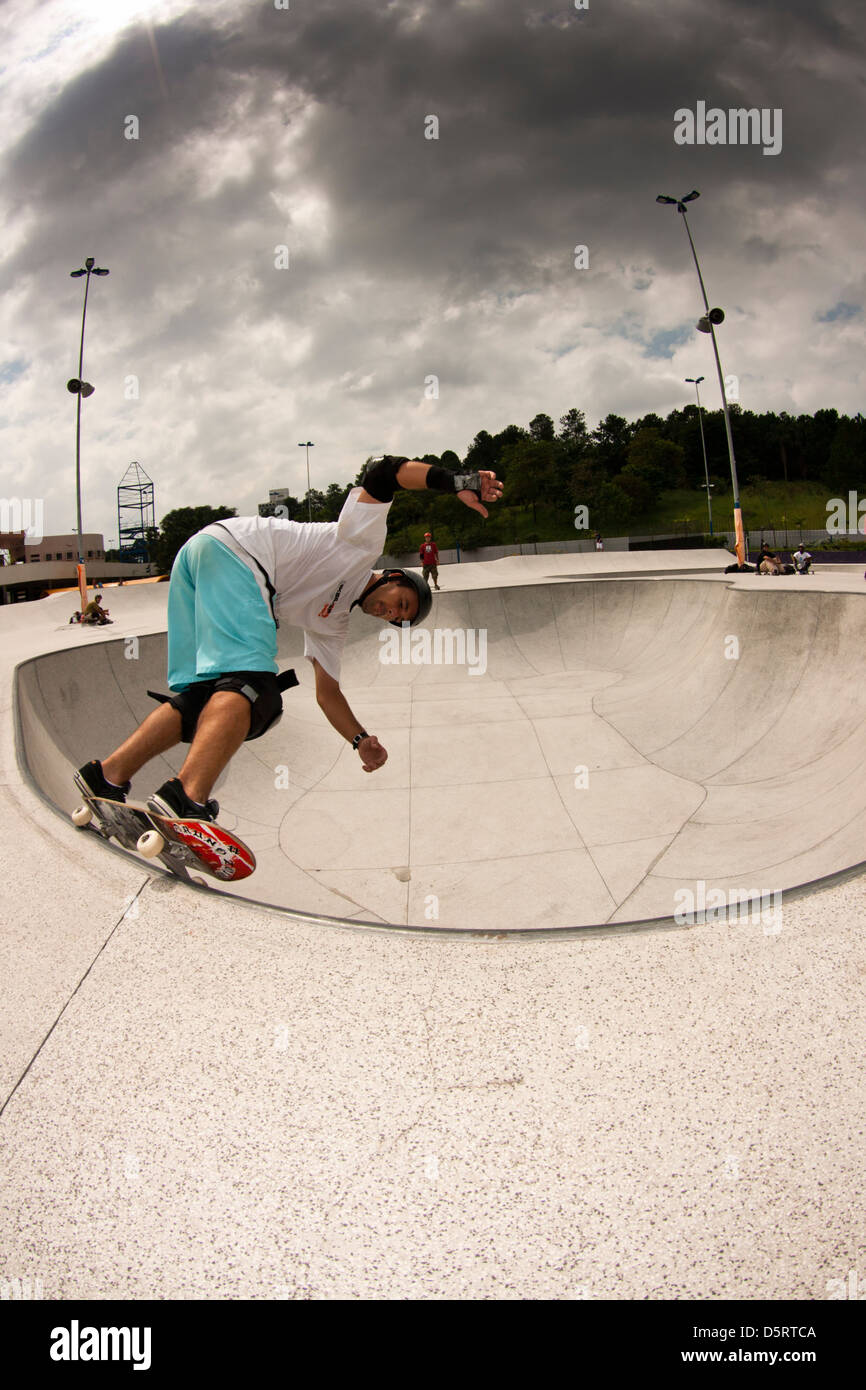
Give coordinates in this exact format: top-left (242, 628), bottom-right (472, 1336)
top-left (71, 783), bottom-right (256, 884)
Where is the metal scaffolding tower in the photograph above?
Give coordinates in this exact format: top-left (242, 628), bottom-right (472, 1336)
top-left (117, 461), bottom-right (155, 559)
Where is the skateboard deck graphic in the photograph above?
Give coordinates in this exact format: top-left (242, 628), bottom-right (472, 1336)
top-left (71, 780), bottom-right (256, 884)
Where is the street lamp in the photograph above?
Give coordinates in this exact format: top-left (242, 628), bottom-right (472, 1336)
top-left (68, 256), bottom-right (109, 587)
top-left (297, 441), bottom-right (314, 521)
top-left (685, 376), bottom-right (713, 535)
top-left (656, 192), bottom-right (746, 566)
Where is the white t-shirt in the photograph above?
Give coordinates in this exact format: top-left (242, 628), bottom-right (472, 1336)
top-left (200, 488), bottom-right (390, 680)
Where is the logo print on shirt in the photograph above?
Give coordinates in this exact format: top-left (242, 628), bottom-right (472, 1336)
top-left (318, 581), bottom-right (344, 619)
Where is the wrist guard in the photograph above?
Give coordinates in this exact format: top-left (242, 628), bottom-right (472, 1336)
top-left (361, 455), bottom-right (410, 502)
top-left (426, 466), bottom-right (482, 499)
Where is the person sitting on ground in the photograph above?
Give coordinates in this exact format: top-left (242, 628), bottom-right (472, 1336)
top-left (792, 545), bottom-right (813, 574)
top-left (757, 542), bottom-right (783, 575)
top-left (75, 455), bottom-right (503, 826)
top-left (419, 531), bottom-right (441, 590)
top-left (81, 595), bottom-right (112, 624)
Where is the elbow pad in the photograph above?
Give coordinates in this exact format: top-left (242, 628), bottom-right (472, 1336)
top-left (361, 455), bottom-right (410, 502)
top-left (425, 466), bottom-right (482, 499)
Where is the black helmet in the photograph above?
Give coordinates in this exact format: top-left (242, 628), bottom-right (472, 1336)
top-left (351, 568), bottom-right (433, 626)
top-left (384, 568), bottom-right (432, 627)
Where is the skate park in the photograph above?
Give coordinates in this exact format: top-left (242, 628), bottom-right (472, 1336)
top-left (1, 550), bottom-right (865, 1299)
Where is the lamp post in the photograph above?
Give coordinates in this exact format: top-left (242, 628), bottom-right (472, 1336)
top-left (685, 375), bottom-right (713, 535)
top-left (298, 441), bottom-right (314, 521)
top-left (656, 192), bottom-right (746, 565)
top-left (68, 256), bottom-right (109, 592)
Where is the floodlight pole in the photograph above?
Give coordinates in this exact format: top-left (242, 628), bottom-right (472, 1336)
top-left (657, 193), bottom-right (746, 565)
top-left (68, 256), bottom-right (109, 585)
top-left (298, 441), bottom-right (314, 521)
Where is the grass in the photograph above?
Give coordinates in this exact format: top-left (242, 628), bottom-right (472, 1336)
top-left (635, 481), bottom-right (835, 537)
top-left (390, 481), bottom-right (852, 552)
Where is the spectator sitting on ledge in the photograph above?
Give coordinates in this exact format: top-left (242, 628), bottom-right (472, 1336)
top-left (81, 595), bottom-right (112, 625)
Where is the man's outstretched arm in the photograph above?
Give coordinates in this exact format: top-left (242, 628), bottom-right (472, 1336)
top-left (312, 659), bottom-right (387, 772)
top-left (358, 456), bottom-right (503, 517)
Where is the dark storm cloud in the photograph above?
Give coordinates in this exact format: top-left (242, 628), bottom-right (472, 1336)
top-left (6, 0), bottom-right (866, 298)
top-left (9, 18), bottom-right (211, 188)
top-left (2, 0), bottom-right (865, 536)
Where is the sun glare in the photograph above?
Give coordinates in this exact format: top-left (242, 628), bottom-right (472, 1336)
top-left (71, 0), bottom-right (188, 40)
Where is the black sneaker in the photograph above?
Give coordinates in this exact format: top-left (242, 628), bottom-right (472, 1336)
top-left (75, 760), bottom-right (131, 804)
top-left (148, 778), bottom-right (219, 822)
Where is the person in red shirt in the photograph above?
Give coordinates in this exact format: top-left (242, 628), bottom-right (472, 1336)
top-left (419, 531), bottom-right (441, 590)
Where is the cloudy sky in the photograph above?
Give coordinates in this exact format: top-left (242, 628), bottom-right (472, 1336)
top-left (1, 0), bottom-right (864, 545)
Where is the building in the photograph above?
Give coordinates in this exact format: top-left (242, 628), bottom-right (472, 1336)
top-left (1, 532), bottom-right (154, 605)
top-left (23, 533), bottom-right (105, 563)
top-left (0, 531), bottom-right (27, 564)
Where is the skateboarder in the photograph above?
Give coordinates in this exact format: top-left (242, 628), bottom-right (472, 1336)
top-left (77, 455), bottom-right (502, 824)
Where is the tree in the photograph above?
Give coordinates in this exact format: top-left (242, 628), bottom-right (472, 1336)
top-left (798, 409), bottom-right (837, 482)
top-left (302, 488), bottom-right (329, 521)
top-left (558, 408), bottom-right (588, 447)
top-left (617, 466), bottom-right (653, 513)
top-left (588, 413), bottom-right (632, 476)
top-left (152, 505), bottom-right (237, 572)
top-left (464, 429), bottom-right (498, 473)
top-left (633, 412), bottom-right (665, 434)
top-left (825, 417), bottom-right (865, 492)
top-left (387, 486), bottom-right (431, 532)
top-left (488, 424), bottom-right (528, 483)
top-left (624, 428), bottom-right (687, 492)
top-left (143, 525), bottom-right (160, 563)
top-left (571, 457), bottom-right (638, 531)
top-left (529, 412), bottom-right (555, 442)
top-left (502, 438), bottom-right (558, 516)
top-left (323, 482), bottom-right (352, 519)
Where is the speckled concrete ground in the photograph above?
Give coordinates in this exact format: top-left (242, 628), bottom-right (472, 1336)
top-left (1, 553), bottom-right (864, 1299)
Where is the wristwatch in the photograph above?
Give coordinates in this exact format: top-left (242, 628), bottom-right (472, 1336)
top-left (351, 730), bottom-right (369, 751)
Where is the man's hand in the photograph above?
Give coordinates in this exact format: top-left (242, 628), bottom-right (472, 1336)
top-left (358, 734), bottom-right (388, 772)
top-left (457, 470), bottom-right (503, 518)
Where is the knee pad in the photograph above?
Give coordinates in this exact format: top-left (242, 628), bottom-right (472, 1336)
top-left (213, 670), bottom-right (284, 740)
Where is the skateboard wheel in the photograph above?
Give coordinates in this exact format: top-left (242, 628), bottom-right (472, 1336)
top-left (137, 829), bottom-right (165, 858)
top-left (72, 804), bottom-right (93, 827)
